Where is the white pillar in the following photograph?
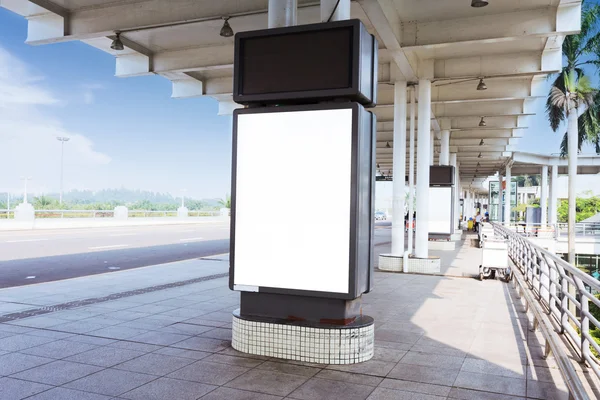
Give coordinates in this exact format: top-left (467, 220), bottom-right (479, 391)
top-left (549, 165), bottom-right (558, 225)
top-left (540, 165), bottom-right (549, 226)
top-left (439, 130), bottom-right (450, 166)
top-left (408, 86), bottom-right (416, 254)
top-left (321, 0), bottom-right (350, 21)
top-left (504, 166), bottom-right (512, 225)
top-left (268, 0), bottom-right (297, 28)
top-left (567, 110), bottom-right (577, 264)
top-left (450, 154), bottom-right (459, 231)
top-left (415, 79), bottom-right (431, 258)
top-left (498, 172), bottom-right (503, 223)
top-left (391, 81), bottom-right (407, 256)
top-left (430, 131), bottom-right (435, 166)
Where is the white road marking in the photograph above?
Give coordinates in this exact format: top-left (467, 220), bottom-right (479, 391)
top-left (108, 266), bottom-right (120, 270)
top-left (5, 238), bottom-right (49, 243)
top-left (109, 233), bottom-right (136, 237)
top-left (179, 237), bottom-right (204, 242)
top-left (25, 276), bottom-right (36, 279)
top-left (178, 229), bottom-right (194, 232)
top-left (88, 244), bottom-right (129, 250)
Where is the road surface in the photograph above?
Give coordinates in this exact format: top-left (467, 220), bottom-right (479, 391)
top-left (0, 223), bottom-right (230, 288)
top-left (0, 221), bottom-right (392, 289)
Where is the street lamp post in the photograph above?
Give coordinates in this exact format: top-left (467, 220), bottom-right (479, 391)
top-left (56, 137), bottom-right (70, 204)
top-left (20, 177), bottom-right (32, 204)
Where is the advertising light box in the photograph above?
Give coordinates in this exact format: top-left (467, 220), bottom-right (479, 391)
top-left (428, 187), bottom-right (454, 235)
top-left (230, 103), bottom-right (375, 299)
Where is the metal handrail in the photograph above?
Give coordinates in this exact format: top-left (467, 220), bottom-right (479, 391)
top-left (4, 209), bottom-right (223, 218)
top-left (492, 222), bottom-right (600, 380)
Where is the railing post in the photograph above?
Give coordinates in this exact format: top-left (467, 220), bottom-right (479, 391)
top-left (560, 275), bottom-right (568, 334)
top-left (579, 283), bottom-right (590, 363)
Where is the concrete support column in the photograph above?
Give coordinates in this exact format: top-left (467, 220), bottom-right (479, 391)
top-left (415, 79), bottom-right (431, 259)
top-left (450, 153), bottom-right (459, 231)
top-left (549, 165), bottom-right (558, 225)
top-left (391, 81), bottom-right (407, 256)
top-left (498, 172), bottom-right (503, 223)
top-left (407, 86), bottom-right (416, 254)
top-left (540, 165), bottom-right (549, 226)
top-left (321, 0), bottom-right (350, 21)
top-left (268, 0), bottom-right (297, 28)
top-left (504, 166), bottom-right (512, 225)
top-left (439, 130), bottom-right (450, 166)
top-left (430, 132), bottom-right (435, 166)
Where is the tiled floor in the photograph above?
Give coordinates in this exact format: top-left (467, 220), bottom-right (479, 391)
top-left (0, 253), bottom-right (595, 399)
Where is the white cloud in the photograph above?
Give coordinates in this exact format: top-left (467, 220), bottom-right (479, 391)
top-left (81, 83), bottom-right (104, 104)
top-left (0, 47), bottom-right (111, 194)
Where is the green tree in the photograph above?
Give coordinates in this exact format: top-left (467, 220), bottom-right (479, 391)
top-left (219, 194), bottom-right (231, 209)
top-left (557, 196), bottom-right (600, 223)
top-left (33, 196), bottom-right (57, 209)
top-left (547, 2), bottom-right (600, 155)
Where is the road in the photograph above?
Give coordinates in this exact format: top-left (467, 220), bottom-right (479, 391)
top-left (0, 221), bottom-right (392, 289)
top-left (0, 223), bottom-right (230, 288)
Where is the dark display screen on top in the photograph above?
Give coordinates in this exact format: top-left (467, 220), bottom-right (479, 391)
top-left (239, 27), bottom-right (353, 95)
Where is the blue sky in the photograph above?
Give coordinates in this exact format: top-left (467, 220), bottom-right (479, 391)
top-left (0, 8), bottom-right (231, 199)
top-left (0, 6), bottom-right (596, 199)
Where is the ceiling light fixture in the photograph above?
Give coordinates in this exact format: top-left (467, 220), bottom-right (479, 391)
top-left (479, 117), bottom-right (486, 127)
top-left (386, 141), bottom-right (391, 148)
top-left (110, 32), bottom-right (124, 51)
top-left (477, 78), bottom-right (487, 91)
top-left (478, 152), bottom-right (483, 158)
top-left (377, 163), bottom-right (380, 169)
top-left (479, 139), bottom-right (485, 146)
top-left (471, 0), bottom-right (489, 7)
top-left (220, 17), bottom-right (234, 37)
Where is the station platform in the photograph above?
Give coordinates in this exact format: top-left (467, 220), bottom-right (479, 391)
top-left (1, 249), bottom-right (592, 399)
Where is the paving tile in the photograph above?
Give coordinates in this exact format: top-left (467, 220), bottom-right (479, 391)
top-left (65, 347), bottom-right (146, 367)
top-left (256, 361), bottom-right (321, 377)
top-left (527, 365), bottom-right (566, 384)
top-left (0, 334), bottom-right (56, 351)
top-left (114, 353), bottom-right (195, 376)
top-left (374, 329), bottom-right (420, 345)
top-left (454, 371), bottom-right (526, 397)
top-left (461, 357), bottom-right (526, 379)
top-left (526, 380), bottom-right (569, 400)
top-left (65, 335), bottom-right (116, 346)
top-left (0, 324), bottom-right (33, 334)
top-left (167, 360), bottom-right (249, 385)
top-left (399, 351), bottom-right (464, 370)
top-left (0, 352), bottom-right (54, 376)
top-left (226, 369), bottom-right (309, 397)
top-left (200, 328), bottom-right (232, 341)
top-left (327, 360), bottom-right (396, 377)
top-left (51, 321), bottom-right (113, 334)
top-left (159, 307), bottom-right (208, 319)
top-left (152, 346), bottom-right (211, 360)
top-left (315, 369), bottom-right (383, 387)
top-left (26, 387), bottom-right (113, 400)
top-left (378, 378), bottom-right (452, 397)
top-left (372, 347), bottom-right (406, 363)
top-left (0, 377), bottom-right (52, 400)
top-left (107, 341), bottom-right (162, 353)
top-left (24, 330), bottom-right (75, 340)
top-left (218, 347), bottom-right (270, 360)
top-left (183, 318), bottom-right (229, 328)
top-left (173, 336), bottom-right (230, 352)
top-left (128, 331), bottom-right (190, 346)
top-left (11, 360), bottom-right (103, 385)
top-left (119, 377), bottom-right (216, 400)
top-left (289, 377), bottom-right (375, 400)
top-left (374, 341), bottom-right (412, 351)
top-left (447, 387), bottom-right (526, 400)
top-left (88, 326), bottom-right (149, 340)
top-left (202, 353), bottom-right (265, 368)
top-left (199, 387), bottom-right (282, 400)
top-left (102, 311), bottom-right (150, 321)
top-left (366, 387), bottom-right (446, 400)
top-left (64, 368), bottom-right (157, 397)
top-left (20, 339), bottom-right (97, 359)
top-left (387, 364), bottom-right (459, 386)
top-left (199, 311), bottom-right (234, 323)
top-left (127, 305), bottom-right (176, 314)
top-left (156, 323), bottom-right (213, 335)
top-left (7, 316), bottom-right (67, 329)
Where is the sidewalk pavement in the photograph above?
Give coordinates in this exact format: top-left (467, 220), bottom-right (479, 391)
top-left (0, 217), bottom-right (227, 231)
top-left (0, 253), bottom-right (582, 399)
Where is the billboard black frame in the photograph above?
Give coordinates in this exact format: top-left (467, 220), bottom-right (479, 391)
top-left (229, 102), bottom-right (375, 300)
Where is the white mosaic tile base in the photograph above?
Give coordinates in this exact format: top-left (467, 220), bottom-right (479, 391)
top-left (231, 313), bottom-right (374, 364)
top-left (379, 254), bottom-right (441, 274)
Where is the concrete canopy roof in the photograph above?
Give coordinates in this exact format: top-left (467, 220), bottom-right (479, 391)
top-left (1, 0), bottom-right (582, 190)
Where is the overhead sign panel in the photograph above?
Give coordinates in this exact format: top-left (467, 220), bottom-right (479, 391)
top-left (233, 19), bottom-right (377, 107)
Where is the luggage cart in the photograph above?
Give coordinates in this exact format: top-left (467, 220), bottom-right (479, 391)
top-left (479, 238), bottom-right (511, 282)
top-left (478, 223), bottom-right (495, 248)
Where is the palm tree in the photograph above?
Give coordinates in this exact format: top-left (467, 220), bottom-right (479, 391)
top-left (549, 70), bottom-right (596, 263)
top-left (33, 196), bottom-right (54, 209)
top-left (219, 194), bottom-right (231, 209)
top-left (547, 1), bottom-right (600, 156)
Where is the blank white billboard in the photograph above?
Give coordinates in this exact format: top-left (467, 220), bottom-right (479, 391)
top-left (428, 187), bottom-right (453, 234)
top-left (233, 108), bottom-right (353, 294)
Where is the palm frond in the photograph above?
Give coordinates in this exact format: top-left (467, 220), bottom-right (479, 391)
top-left (559, 131), bottom-right (568, 157)
top-left (550, 86), bottom-right (568, 110)
top-left (546, 72), bottom-right (567, 131)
